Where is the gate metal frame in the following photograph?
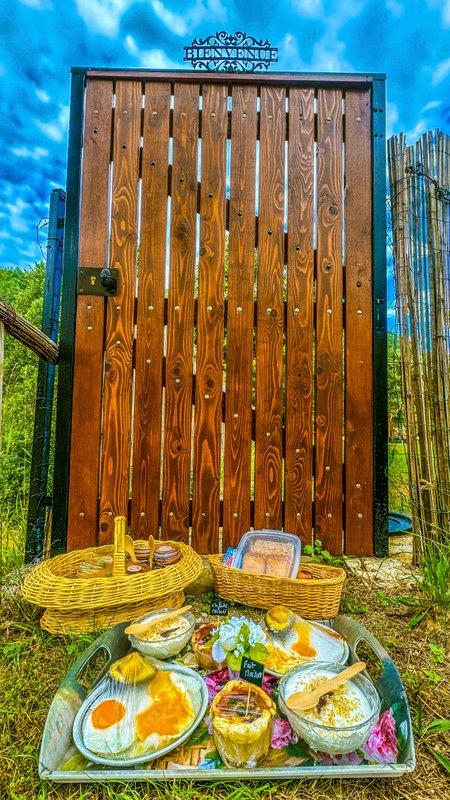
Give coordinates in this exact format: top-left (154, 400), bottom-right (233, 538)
top-left (52, 68), bottom-right (387, 557)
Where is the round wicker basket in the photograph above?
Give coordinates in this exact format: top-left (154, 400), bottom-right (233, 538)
top-left (22, 540), bottom-right (202, 610)
top-left (208, 555), bottom-right (346, 618)
top-left (39, 590), bottom-right (185, 635)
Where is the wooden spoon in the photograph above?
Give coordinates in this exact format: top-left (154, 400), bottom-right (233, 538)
top-left (286, 661), bottom-right (367, 712)
top-left (125, 605), bottom-right (192, 636)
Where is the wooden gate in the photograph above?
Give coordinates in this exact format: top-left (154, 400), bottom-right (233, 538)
top-left (52, 69), bottom-right (387, 557)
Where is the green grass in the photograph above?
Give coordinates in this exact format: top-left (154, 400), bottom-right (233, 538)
top-left (388, 442), bottom-right (411, 514)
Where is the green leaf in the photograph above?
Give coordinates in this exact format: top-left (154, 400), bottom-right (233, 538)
top-left (285, 740), bottom-right (309, 758)
top-left (416, 700), bottom-right (423, 736)
top-left (423, 669), bottom-right (442, 685)
top-left (423, 719), bottom-right (450, 734)
top-left (408, 609), bottom-right (429, 629)
top-left (227, 651), bottom-right (241, 671)
top-left (426, 744), bottom-right (450, 774)
top-left (185, 720), bottom-right (211, 747)
top-left (388, 596), bottom-right (419, 607)
top-left (429, 643), bottom-right (445, 664)
top-left (249, 643), bottom-right (269, 663)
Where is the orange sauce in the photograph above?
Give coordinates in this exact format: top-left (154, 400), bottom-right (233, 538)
top-left (91, 699), bottom-right (126, 730)
top-left (290, 623), bottom-right (317, 658)
top-left (136, 671), bottom-right (193, 741)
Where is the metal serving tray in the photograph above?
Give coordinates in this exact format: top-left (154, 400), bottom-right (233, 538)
top-left (39, 616), bottom-right (415, 782)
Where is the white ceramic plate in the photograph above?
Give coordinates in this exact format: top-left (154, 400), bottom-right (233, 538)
top-left (264, 619), bottom-right (349, 677)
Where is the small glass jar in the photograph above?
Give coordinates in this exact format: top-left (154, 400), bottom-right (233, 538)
top-left (153, 544), bottom-right (181, 569)
top-left (210, 680), bottom-right (276, 768)
top-left (125, 562), bottom-right (150, 575)
top-left (192, 622), bottom-right (224, 670)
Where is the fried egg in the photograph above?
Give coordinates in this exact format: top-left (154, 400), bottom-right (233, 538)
top-left (133, 670), bottom-right (199, 756)
top-left (83, 695), bottom-right (135, 756)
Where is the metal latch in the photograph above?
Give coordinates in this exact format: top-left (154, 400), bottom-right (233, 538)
top-left (77, 267), bottom-right (119, 296)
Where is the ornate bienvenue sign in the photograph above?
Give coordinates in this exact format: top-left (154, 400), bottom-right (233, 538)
top-left (184, 31), bottom-right (278, 73)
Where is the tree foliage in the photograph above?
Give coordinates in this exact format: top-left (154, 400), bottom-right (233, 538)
top-left (0, 264), bottom-right (45, 509)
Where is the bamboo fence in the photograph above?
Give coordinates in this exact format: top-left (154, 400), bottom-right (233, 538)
top-left (388, 131), bottom-right (450, 555)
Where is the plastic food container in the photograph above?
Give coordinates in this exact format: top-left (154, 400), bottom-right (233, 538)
top-left (278, 662), bottom-right (381, 754)
top-left (231, 530), bottom-right (301, 579)
top-left (127, 608), bottom-right (195, 659)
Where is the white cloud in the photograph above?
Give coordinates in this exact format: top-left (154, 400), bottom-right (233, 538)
top-left (293, 0), bottom-right (323, 17)
top-left (428, 0), bottom-right (450, 26)
top-left (20, 244), bottom-right (40, 258)
top-left (124, 34), bottom-right (138, 56)
top-left (386, 101), bottom-right (399, 137)
top-left (75, 0), bottom-right (132, 38)
top-left (33, 104), bottom-right (69, 141)
top-left (385, 0), bottom-right (403, 17)
top-left (404, 119), bottom-right (427, 142)
top-left (311, 40), bottom-right (350, 72)
top-left (35, 88), bottom-right (50, 103)
top-left (140, 49), bottom-right (180, 69)
top-left (5, 197), bottom-right (29, 233)
top-left (421, 100), bottom-right (441, 112)
top-left (12, 146), bottom-right (49, 159)
top-left (19, 0), bottom-right (53, 8)
top-left (150, 0), bottom-right (188, 36)
top-left (150, 0), bottom-right (226, 37)
top-left (432, 57), bottom-right (450, 85)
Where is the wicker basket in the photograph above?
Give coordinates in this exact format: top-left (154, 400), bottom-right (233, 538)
top-left (23, 539), bottom-right (202, 610)
top-left (208, 555), bottom-right (346, 618)
top-left (39, 590), bottom-right (185, 635)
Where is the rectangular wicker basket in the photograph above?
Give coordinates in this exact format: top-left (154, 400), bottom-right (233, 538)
top-left (208, 555), bottom-right (346, 618)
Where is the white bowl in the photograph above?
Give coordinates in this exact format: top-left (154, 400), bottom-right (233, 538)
top-left (128, 608), bottom-right (195, 659)
top-left (278, 662), bottom-right (381, 755)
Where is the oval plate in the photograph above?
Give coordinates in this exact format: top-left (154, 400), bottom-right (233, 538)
top-left (264, 619), bottom-right (349, 677)
top-left (72, 661), bottom-right (208, 767)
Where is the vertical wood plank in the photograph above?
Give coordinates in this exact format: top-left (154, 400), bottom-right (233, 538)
top-left (223, 85), bottom-right (258, 547)
top-left (131, 83), bottom-right (171, 540)
top-left (161, 82), bottom-right (199, 542)
top-left (98, 80), bottom-right (141, 544)
top-left (254, 86), bottom-right (286, 530)
top-left (344, 90), bottom-right (374, 555)
top-left (192, 83), bottom-right (227, 553)
top-left (67, 79), bottom-right (113, 550)
top-left (284, 88), bottom-right (315, 543)
top-left (315, 89), bottom-right (344, 554)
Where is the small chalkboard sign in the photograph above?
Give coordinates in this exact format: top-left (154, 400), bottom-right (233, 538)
top-left (240, 657), bottom-right (264, 687)
top-left (210, 599), bottom-right (229, 616)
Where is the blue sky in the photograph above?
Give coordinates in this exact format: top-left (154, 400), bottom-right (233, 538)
top-left (0, 0), bottom-right (449, 272)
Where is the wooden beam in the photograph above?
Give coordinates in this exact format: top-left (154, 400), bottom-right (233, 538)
top-left (0, 300), bottom-right (59, 364)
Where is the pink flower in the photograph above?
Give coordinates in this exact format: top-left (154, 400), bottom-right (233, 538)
top-left (261, 673), bottom-right (278, 697)
top-left (313, 750), bottom-right (363, 766)
top-left (271, 717), bottom-right (299, 749)
top-left (362, 708), bottom-right (398, 764)
top-left (204, 667), bottom-right (229, 703)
